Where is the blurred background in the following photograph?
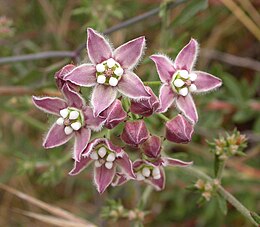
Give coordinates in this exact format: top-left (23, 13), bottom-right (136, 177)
top-left (0, 0), bottom-right (259, 226)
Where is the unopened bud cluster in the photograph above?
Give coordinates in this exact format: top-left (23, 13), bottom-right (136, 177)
top-left (194, 179), bottom-right (218, 202)
top-left (208, 130), bottom-right (247, 160)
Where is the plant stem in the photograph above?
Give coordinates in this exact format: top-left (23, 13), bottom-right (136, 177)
top-left (138, 185), bottom-right (153, 210)
top-left (157, 113), bottom-right (170, 122)
top-left (106, 129), bottom-right (111, 140)
top-left (216, 160), bottom-right (226, 182)
top-left (143, 81), bottom-right (161, 86)
top-left (182, 166), bottom-right (258, 226)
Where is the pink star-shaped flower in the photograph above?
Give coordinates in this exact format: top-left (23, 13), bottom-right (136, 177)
top-left (64, 28), bottom-right (150, 116)
top-left (32, 84), bottom-right (104, 161)
top-left (150, 39), bottom-right (222, 124)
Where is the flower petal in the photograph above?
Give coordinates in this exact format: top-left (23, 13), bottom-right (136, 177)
top-left (176, 94), bottom-right (198, 124)
top-left (121, 120), bottom-right (149, 146)
top-left (165, 114), bottom-right (194, 143)
top-left (55, 64), bottom-right (78, 90)
top-left (100, 99), bottom-right (127, 129)
top-left (32, 96), bottom-right (67, 116)
top-left (94, 165), bottom-right (115, 193)
top-left (141, 135), bottom-right (161, 158)
top-left (62, 84), bottom-right (85, 109)
top-left (74, 127), bottom-right (91, 162)
top-left (146, 168), bottom-right (165, 191)
top-left (115, 153), bottom-right (135, 179)
top-left (64, 64), bottom-right (97, 87)
top-left (87, 28), bottom-right (113, 64)
top-left (157, 84), bottom-right (175, 113)
top-left (174, 38), bottom-right (198, 72)
top-left (193, 71), bottom-right (222, 93)
top-left (83, 106), bottom-right (106, 131)
top-left (69, 157), bottom-right (92, 175)
top-left (114, 36), bottom-right (145, 70)
top-left (112, 173), bottom-right (129, 186)
top-left (82, 138), bottom-right (122, 157)
top-left (162, 157), bottom-right (193, 167)
top-left (150, 54), bottom-right (175, 83)
top-left (91, 84), bottom-right (117, 117)
top-left (117, 70), bottom-right (150, 100)
top-left (130, 86), bottom-right (159, 117)
top-left (43, 123), bottom-right (72, 148)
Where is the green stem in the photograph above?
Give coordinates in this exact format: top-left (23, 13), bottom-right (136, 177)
top-left (216, 160), bottom-right (226, 182)
top-left (106, 129), bottom-right (111, 140)
top-left (138, 185), bottom-right (153, 210)
top-left (182, 166), bottom-right (257, 226)
top-left (143, 81), bottom-right (161, 86)
top-left (157, 113), bottom-right (170, 122)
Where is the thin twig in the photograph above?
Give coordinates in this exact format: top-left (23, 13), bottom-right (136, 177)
top-left (182, 166), bottom-right (258, 226)
top-left (201, 49), bottom-right (260, 72)
top-left (220, 0), bottom-right (260, 40)
top-left (0, 0), bottom-right (189, 65)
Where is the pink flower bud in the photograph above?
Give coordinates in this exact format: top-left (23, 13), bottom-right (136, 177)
top-left (165, 114), bottom-right (194, 143)
top-left (121, 120), bottom-right (149, 146)
top-left (141, 135), bottom-right (161, 158)
top-left (130, 86), bottom-right (159, 117)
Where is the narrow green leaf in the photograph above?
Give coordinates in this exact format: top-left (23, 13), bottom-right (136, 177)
top-left (250, 212), bottom-right (260, 225)
top-left (216, 193), bottom-right (228, 215)
top-left (172, 0), bottom-right (208, 26)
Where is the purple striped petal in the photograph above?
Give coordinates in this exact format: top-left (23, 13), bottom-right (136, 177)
top-left (87, 28), bottom-right (113, 64)
top-left (174, 39), bottom-right (198, 72)
top-left (32, 96), bottom-right (67, 116)
top-left (117, 70), bottom-right (150, 100)
top-left (146, 168), bottom-right (165, 191)
top-left (74, 127), bottom-right (91, 162)
top-left (193, 71), bottom-right (222, 93)
top-left (83, 106), bottom-right (105, 131)
top-left (150, 54), bottom-right (175, 83)
top-left (69, 157), bottom-right (93, 175)
top-left (165, 114), bottom-right (194, 143)
top-left (82, 138), bottom-right (122, 157)
top-left (112, 173), bottom-right (129, 187)
top-left (62, 84), bottom-right (85, 109)
top-left (94, 165), bottom-right (116, 194)
top-left (64, 64), bottom-right (97, 87)
top-left (43, 123), bottom-right (72, 148)
top-left (130, 86), bottom-right (159, 117)
top-left (114, 36), bottom-right (145, 70)
top-left (91, 84), bottom-right (117, 117)
top-left (115, 153), bottom-right (135, 179)
top-left (55, 64), bottom-right (78, 90)
top-left (157, 84), bottom-right (175, 113)
top-left (176, 94), bottom-right (198, 124)
top-left (162, 157), bottom-right (193, 167)
top-left (100, 99), bottom-right (127, 129)
top-left (121, 120), bottom-right (149, 146)
top-left (142, 135), bottom-right (161, 158)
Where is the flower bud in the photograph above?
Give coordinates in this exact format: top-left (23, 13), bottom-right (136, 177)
top-left (121, 120), bottom-right (149, 146)
top-left (165, 114), bottom-right (194, 143)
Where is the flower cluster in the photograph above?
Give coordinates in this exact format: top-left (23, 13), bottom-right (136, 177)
top-left (32, 28), bottom-right (222, 193)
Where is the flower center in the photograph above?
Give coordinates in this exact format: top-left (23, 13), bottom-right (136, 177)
top-left (95, 58), bottom-right (124, 87)
top-left (171, 70), bottom-right (197, 96)
top-left (56, 107), bottom-right (84, 135)
top-left (89, 146), bottom-right (116, 169)
top-left (135, 165), bottom-right (161, 181)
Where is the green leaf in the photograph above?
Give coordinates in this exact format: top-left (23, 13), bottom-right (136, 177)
top-left (216, 193), bottom-right (228, 215)
top-left (250, 212), bottom-right (260, 225)
top-left (172, 0), bottom-right (208, 26)
top-left (214, 155), bottom-right (221, 177)
top-left (221, 74), bottom-right (245, 103)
